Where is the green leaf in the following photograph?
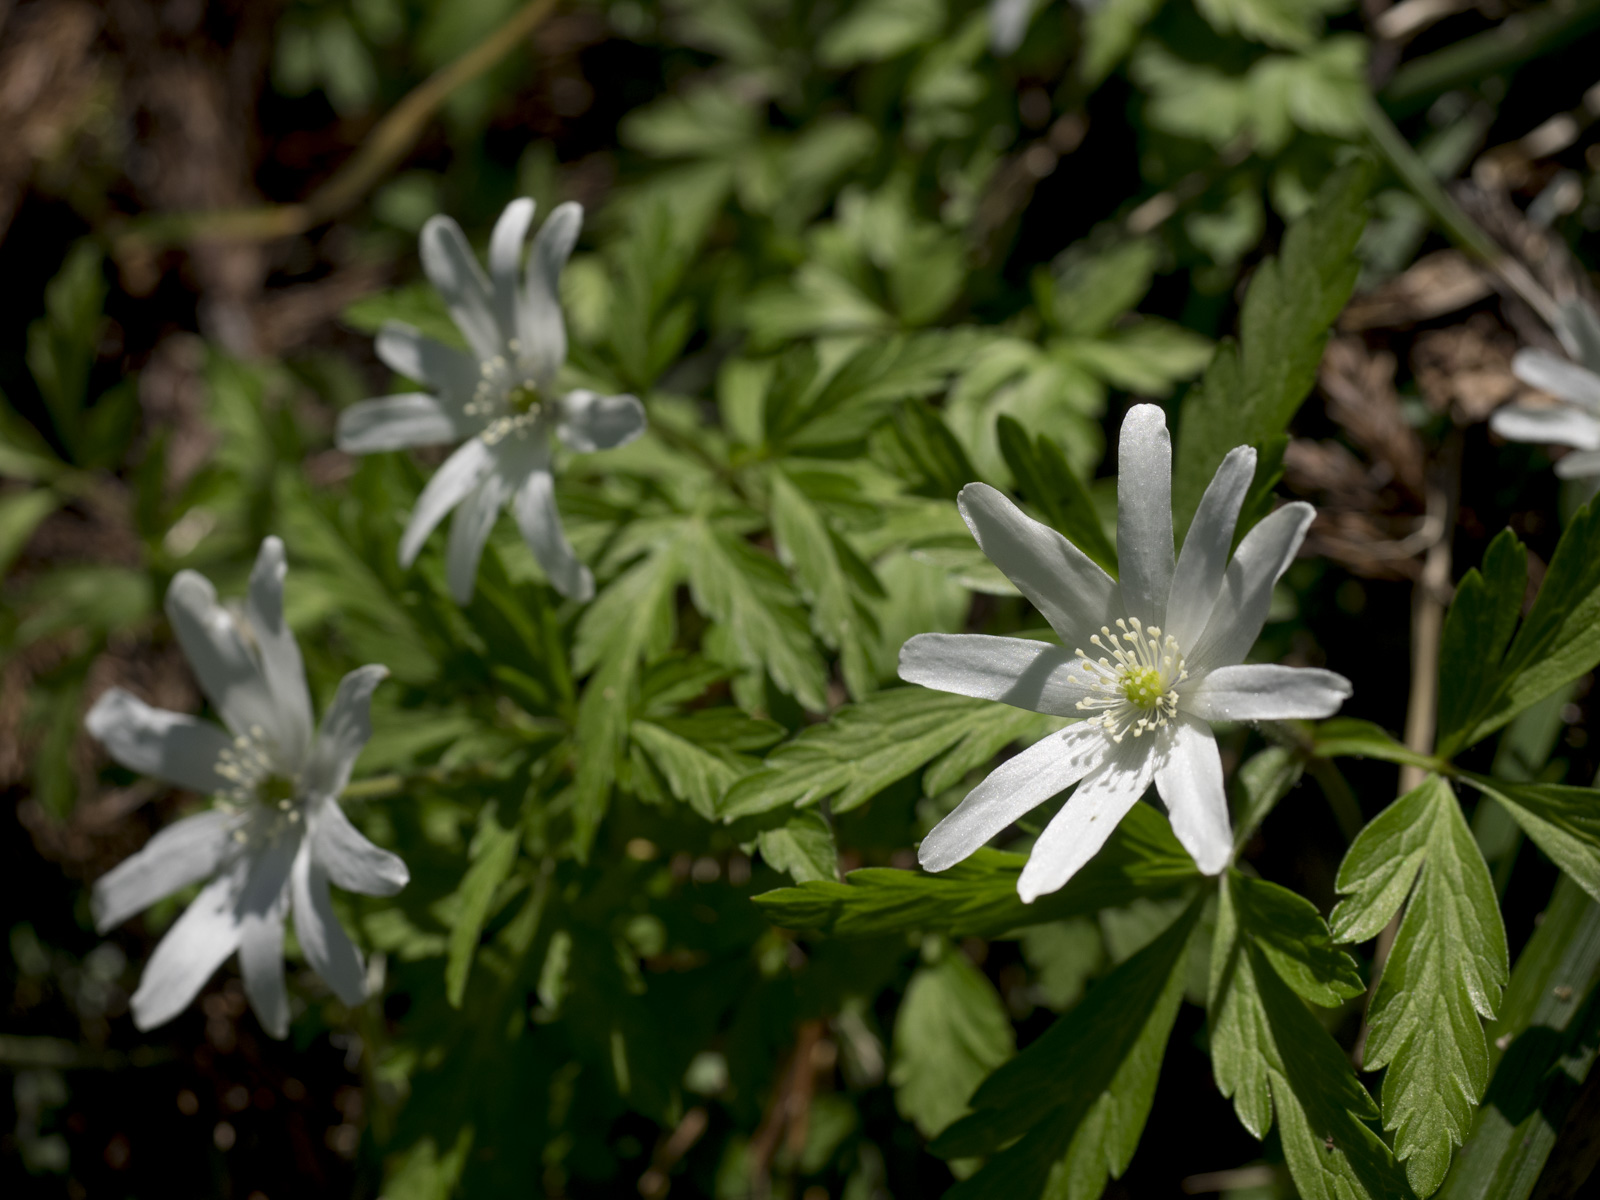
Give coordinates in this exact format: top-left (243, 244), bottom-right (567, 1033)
top-left (934, 899), bottom-right (1201, 1200)
top-left (1046, 239), bottom-right (1159, 338)
top-left (1081, 0), bottom-right (1164, 85)
top-left (26, 242), bottom-right (106, 460)
top-left (445, 808), bottom-right (523, 1009)
top-left (753, 803), bottom-right (1199, 937)
top-left (1463, 776), bottom-right (1600, 904)
top-left (995, 415), bottom-right (1118, 575)
top-left (769, 469), bottom-right (882, 700)
top-left (630, 720), bottom-right (756, 820)
top-left (1210, 870), bottom-right (1408, 1200)
top-left (755, 810), bottom-right (839, 883)
top-left (720, 687), bottom-right (1063, 819)
top-left (0, 489), bottom-right (61, 577)
top-left (1435, 532), bottom-right (1526, 757)
top-left (1437, 505), bottom-right (1600, 756)
top-left (1437, 875), bottom-right (1600, 1200)
top-left (683, 519), bottom-right (830, 712)
top-left (890, 944), bottom-right (1014, 1140)
top-left (341, 280), bottom-right (466, 351)
top-left (1017, 917), bottom-right (1104, 1012)
top-left (1231, 744), bottom-right (1304, 852)
top-left (871, 403), bottom-right (977, 502)
top-left (1058, 320), bottom-right (1213, 397)
top-left (1331, 776), bottom-right (1509, 1195)
top-left (1173, 159), bottom-right (1373, 537)
top-left (1312, 717), bottom-right (1442, 772)
top-left (1194, 0), bottom-right (1346, 50)
top-left (818, 0), bottom-right (945, 67)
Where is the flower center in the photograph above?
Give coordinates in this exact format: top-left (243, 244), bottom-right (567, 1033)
top-left (214, 726), bottom-right (304, 842)
top-left (1073, 617), bottom-right (1187, 743)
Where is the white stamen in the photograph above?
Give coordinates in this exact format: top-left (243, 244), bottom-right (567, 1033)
top-left (1073, 617), bottom-right (1187, 743)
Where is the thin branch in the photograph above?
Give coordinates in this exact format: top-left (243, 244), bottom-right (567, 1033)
top-left (110, 0), bottom-right (559, 253)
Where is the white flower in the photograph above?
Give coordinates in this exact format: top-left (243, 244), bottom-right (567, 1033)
top-left (337, 199), bottom-right (647, 604)
top-left (1492, 301), bottom-right (1600, 482)
top-left (899, 404), bottom-right (1352, 901)
top-left (85, 538), bottom-right (407, 1037)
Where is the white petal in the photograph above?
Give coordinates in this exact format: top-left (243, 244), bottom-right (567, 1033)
top-left (236, 850), bottom-right (293, 1040)
top-left (1017, 736), bottom-right (1157, 902)
top-left (957, 483), bottom-right (1119, 650)
top-left (898, 633), bottom-right (1089, 717)
top-left (130, 863), bottom-right (246, 1031)
top-left (302, 665), bottom-right (389, 802)
top-left (419, 215), bottom-right (503, 362)
top-left (312, 800), bottom-right (409, 896)
top-left (1490, 404), bottom-right (1600, 451)
top-left (1115, 404), bottom-right (1175, 630)
top-left (918, 723), bottom-right (1109, 872)
top-left (337, 394), bottom-right (460, 453)
top-left (164, 571), bottom-right (282, 752)
top-left (511, 467), bottom-right (593, 601)
top-left (557, 390), bottom-right (647, 453)
top-left (85, 688), bottom-right (233, 795)
top-left (1555, 300), bottom-right (1600, 374)
top-left (1512, 349), bottom-right (1600, 412)
top-left (246, 538), bottom-right (313, 771)
top-left (445, 467), bottom-right (511, 604)
top-left (397, 437), bottom-right (496, 568)
top-left (520, 202), bottom-right (582, 384)
top-left (489, 198), bottom-right (536, 343)
top-left (375, 322), bottom-right (483, 410)
top-left (291, 842), bottom-right (367, 1006)
top-left (1153, 716), bottom-right (1230, 876)
top-left (1181, 663), bottom-right (1352, 723)
top-left (91, 809), bottom-right (238, 932)
top-left (1186, 503), bottom-right (1313, 673)
top-left (1167, 446), bottom-right (1255, 650)
top-left (1555, 448), bottom-right (1600, 480)
top-left (989, 0), bottom-right (1037, 54)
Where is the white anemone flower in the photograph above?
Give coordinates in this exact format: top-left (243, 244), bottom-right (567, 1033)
top-left (1492, 301), bottom-right (1600, 482)
top-left (899, 404), bottom-right (1352, 901)
top-left (85, 538), bottom-right (407, 1037)
top-left (337, 199), bottom-right (647, 604)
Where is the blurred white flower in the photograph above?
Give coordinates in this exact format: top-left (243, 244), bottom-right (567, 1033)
top-left (899, 404), bottom-right (1351, 901)
top-left (86, 538), bottom-right (406, 1037)
top-left (338, 200), bottom-right (646, 603)
top-left (1492, 301), bottom-right (1600, 482)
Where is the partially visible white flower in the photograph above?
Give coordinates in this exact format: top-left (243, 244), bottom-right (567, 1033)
top-left (85, 538), bottom-right (407, 1037)
top-left (1492, 300), bottom-right (1600, 482)
top-left (338, 200), bottom-right (647, 604)
top-left (899, 404), bottom-right (1352, 901)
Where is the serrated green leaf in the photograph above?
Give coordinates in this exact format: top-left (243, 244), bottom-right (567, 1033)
top-left (1435, 531), bottom-right (1526, 758)
top-left (445, 809), bottom-right (523, 1009)
top-left (935, 898), bottom-right (1201, 1200)
top-left (1438, 505), bottom-right (1600, 756)
top-left (720, 688), bottom-right (1062, 819)
top-left (1437, 875), bottom-right (1600, 1200)
top-left (1173, 160), bottom-right (1373, 536)
top-left (755, 810), bottom-right (839, 883)
top-left (1332, 776), bottom-right (1508, 1194)
top-left (683, 519), bottom-right (829, 711)
top-left (1209, 871), bottom-right (1409, 1200)
top-left (769, 469), bottom-right (881, 700)
top-left (1018, 917), bottom-right (1104, 1012)
top-left (1464, 776), bottom-right (1600, 904)
top-left (630, 720), bottom-right (756, 820)
top-left (995, 415), bottom-right (1117, 575)
top-left (1057, 321), bottom-right (1213, 397)
top-left (753, 804), bottom-right (1198, 937)
top-left (1233, 873), bottom-right (1364, 1006)
top-left (890, 946), bottom-right (1014, 1140)
top-left (27, 241), bottom-right (106, 460)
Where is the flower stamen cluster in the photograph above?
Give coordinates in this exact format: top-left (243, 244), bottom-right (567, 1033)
top-left (1073, 617), bottom-right (1186, 742)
